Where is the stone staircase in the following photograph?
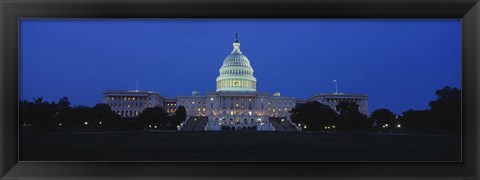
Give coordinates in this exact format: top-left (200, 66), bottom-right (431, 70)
top-left (280, 119), bottom-right (298, 131)
top-left (269, 117), bottom-right (298, 131)
top-left (269, 117), bottom-right (286, 131)
top-left (180, 117), bottom-right (208, 131)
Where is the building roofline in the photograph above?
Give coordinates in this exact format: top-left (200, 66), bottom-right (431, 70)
top-left (103, 90), bottom-right (165, 99)
top-left (307, 93), bottom-right (368, 102)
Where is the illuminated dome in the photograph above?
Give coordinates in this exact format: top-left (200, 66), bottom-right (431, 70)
top-left (216, 33), bottom-right (257, 92)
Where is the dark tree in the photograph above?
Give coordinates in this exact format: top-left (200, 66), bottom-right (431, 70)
top-left (19, 100), bottom-right (31, 126)
top-left (400, 109), bottom-right (433, 129)
top-left (290, 101), bottom-right (337, 131)
top-left (92, 103), bottom-right (120, 129)
top-left (26, 98), bottom-right (58, 132)
top-left (137, 107), bottom-right (168, 129)
top-left (370, 108), bottom-right (397, 128)
top-left (172, 106), bottom-right (187, 128)
top-left (55, 96), bottom-right (74, 130)
top-left (335, 101), bottom-right (371, 131)
top-left (57, 96), bottom-right (71, 109)
top-left (72, 105), bottom-right (94, 131)
top-left (428, 86), bottom-right (461, 130)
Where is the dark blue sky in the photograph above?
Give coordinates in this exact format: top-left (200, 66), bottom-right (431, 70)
top-left (20, 19), bottom-right (461, 114)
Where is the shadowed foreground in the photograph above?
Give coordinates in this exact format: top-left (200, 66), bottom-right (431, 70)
top-left (21, 132), bottom-right (460, 161)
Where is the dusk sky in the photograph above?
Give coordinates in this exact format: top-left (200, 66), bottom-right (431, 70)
top-left (20, 19), bottom-right (461, 114)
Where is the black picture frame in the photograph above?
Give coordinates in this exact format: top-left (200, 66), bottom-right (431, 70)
top-left (1, 0), bottom-right (479, 179)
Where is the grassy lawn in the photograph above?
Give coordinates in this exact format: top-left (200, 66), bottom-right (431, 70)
top-left (20, 132), bottom-right (460, 161)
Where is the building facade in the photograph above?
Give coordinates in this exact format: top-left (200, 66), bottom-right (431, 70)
top-left (102, 90), bottom-right (164, 117)
top-left (102, 34), bottom-right (368, 131)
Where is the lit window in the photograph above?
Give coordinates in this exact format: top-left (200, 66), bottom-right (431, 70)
top-left (211, 98), bottom-right (214, 101)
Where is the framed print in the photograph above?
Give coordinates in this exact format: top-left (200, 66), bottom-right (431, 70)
top-left (1, 0), bottom-right (479, 179)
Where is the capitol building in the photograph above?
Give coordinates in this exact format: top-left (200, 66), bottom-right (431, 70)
top-left (103, 34), bottom-right (368, 131)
